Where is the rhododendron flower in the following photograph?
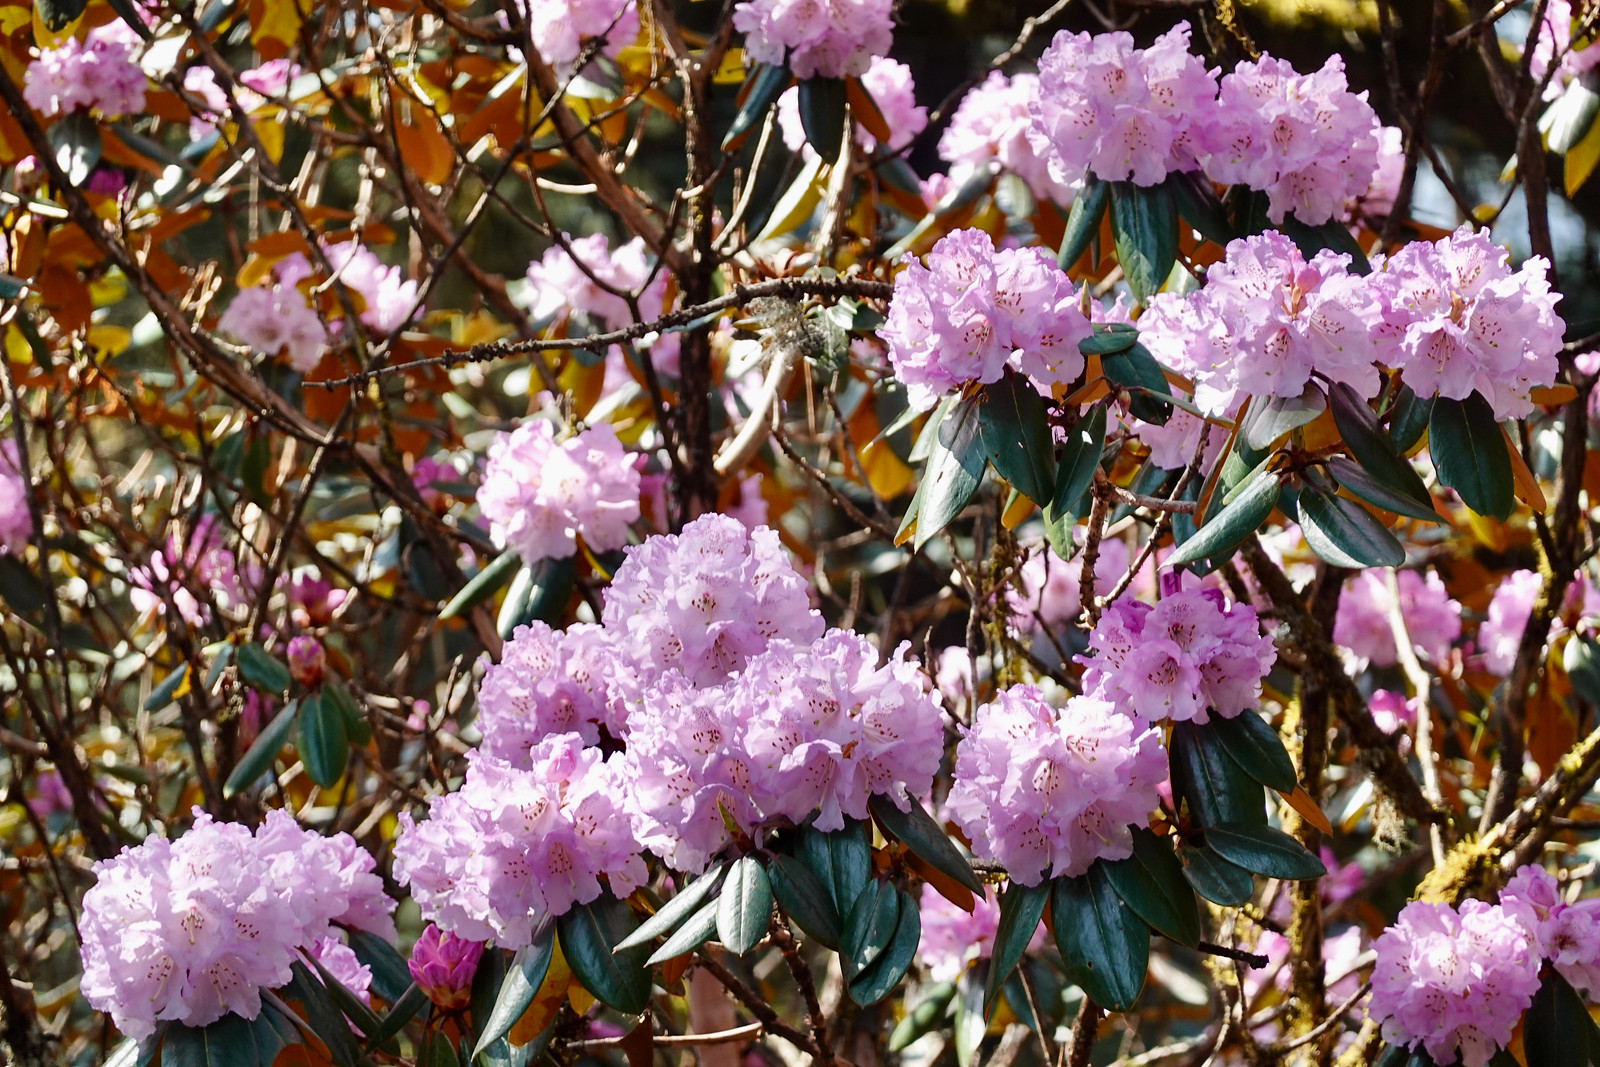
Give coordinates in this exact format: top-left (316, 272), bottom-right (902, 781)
top-left (1027, 24), bottom-right (1216, 187)
top-left (128, 515), bottom-right (257, 626)
top-left (881, 229), bottom-right (1090, 410)
top-left (524, 232), bottom-right (679, 375)
top-left (24, 21), bottom-right (146, 118)
top-left (286, 572), bottom-right (346, 628)
top-left (779, 56), bottom-right (926, 156)
top-left (948, 685), bottom-right (1166, 885)
top-left (0, 439), bottom-right (31, 556)
top-left (1501, 864), bottom-right (1600, 995)
top-left (287, 636), bottom-right (326, 689)
top-left (1078, 589), bottom-right (1277, 723)
top-left (309, 937), bottom-right (372, 1003)
top-left (408, 925), bottom-right (484, 1009)
top-left (1370, 224), bottom-right (1564, 420)
top-left (393, 735), bottom-right (646, 946)
top-left (1529, 0), bottom-right (1600, 99)
top-left (1195, 55), bottom-right (1380, 225)
top-left (323, 241), bottom-right (421, 334)
top-left (1332, 569), bottom-right (1461, 668)
top-left (183, 62), bottom-right (300, 138)
top-left (521, 0), bottom-right (639, 67)
top-left (218, 284), bottom-right (329, 372)
top-left (731, 0), bottom-right (893, 80)
top-left (476, 622), bottom-right (620, 757)
top-left (940, 72), bottom-right (1072, 203)
top-left (252, 809), bottom-right (398, 943)
top-left (1008, 536), bottom-right (1129, 632)
top-left (478, 419), bottom-right (641, 563)
top-left (918, 885), bottom-right (1001, 982)
top-left (1371, 899), bottom-right (1541, 1067)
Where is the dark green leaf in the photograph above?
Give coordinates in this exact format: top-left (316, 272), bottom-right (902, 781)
top-left (716, 856), bottom-right (773, 955)
top-left (1175, 843), bottom-right (1255, 907)
top-left (144, 663), bottom-right (190, 711)
top-left (223, 699), bottom-right (298, 799)
top-left (977, 370), bottom-right (1057, 506)
top-left (285, 961), bottom-right (361, 1067)
top-left (841, 879), bottom-right (900, 985)
top-left (1544, 76), bottom-right (1600, 152)
top-left (1526, 969), bottom-right (1594, 1067)
top-left (297, 690), bottom-right (348, 789)
top-left (321, 681), bottom-right (370, 747)
top-left (236, 642), bottom-right (292, 695)
top-left (1108, 180), bottom-right (1178, 302)
top-left (768, 853), bottom-right (842, 949)
top-left (1044, 407), bottom-right (1106, 559)
top-left (1565, 636), bottom-right (1600, 705)
top-left (50, 111), bottom-right (101, 187)
top-left (984, 881), bottom-right (1050, 1018)
top-left (647, 898), bottom-right (720, 965)
top-left (310, 955), bottom-right (387, 1042)
top-left (1059, 177), bottom-right (1109, 269)
top-left (798, 78), bottom-right (848, 162)
top-left (889, 981), bottom-right (956, 1051)
top-left (1386, 385), bottom-right (1432, 454)
top-left (103, 1032), bottom-right (163, 1067)
top-left (162, 1012), bottom-right (284, 1067)
top-left (1204, 822), bottom-right (1326, 880)
top-left (1101, 341), bottom-right (1173, 426)
top-left (1101, 827), bottom-right (1201, 949)
top-left (557, 892), bottom-right (653, 1015)
top-left (1373, 1045), bottom-right (1413, 1067)
top-left (473, 921), bottom-right (555, 1057)
top-left (1429, 393), bottom-right (1514, 520)
top-left (1326, 457), bottom-right (1441, 523)
top-left (869, 791), bottom-right (983, 895)
top-left (1079, 324), bottom-right (1139, 357)
top-left (364, 984), bottom-right (428, 1053)
top-left (915, 393), bottom-right (986, 549)
top-left (1279, 213), bottom-right (1370, 273)
top-left (800, 819), bottom-right (873, 920)
top-left (1327, 382), bottom-right (1434, 515)
top-left (0, 554), bottom-right (45, 614)
top-left (952, 969), bottom-right (985, 1067)
top-left (848, 888), bottom-right (921, 1006)
top-left (1167, 172), bottom-right (1235, 247)
top-left (36, 0), bottom-right (88, 31)
top-left (1050, 866), bottom-right (1148, 1013)
top-left (1166, 469), bottom-right (1280, 568)
top-left (1207, 713), bottom-right (1298, 793)
top-left (1297, 487), bottom-right (1406, 568)
top-left (348, 928), bottom-right (413, 1007)
top-left (616, 864), bottom-right (727, 951)
top-left (1168, 720), bottom-right (1266, 829)
top-left (723, 64), bottom-right (792, 149)
top-left (497, 556), bottom-right (575, 638)
top-left (439, 550), bottom-right (521, 619)
top-left (419, 1031), bottom-right (460, 1067)
top-left (1238, 385), bottom-right (1325, 451)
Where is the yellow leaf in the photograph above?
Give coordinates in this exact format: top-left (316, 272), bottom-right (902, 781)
top-left (1278, 785), bottom-right (1333, 836)
top-left (567, 981), bottom-right (596, 1016)
top-left (509, 941), bottom-right (574, 1046)
top-left (1503, 424), bottom-right (1548, 511)
top-left (860, 438), bottom-right (914, 500)
top-left (1532, 383), bottom-right (1580, 406)
top-left (250, 0), bottom-right (304, 54)
top-left (0, 6), bottom-right (31, 34)
top-left (252, 114), bottom-right (285, 165)
top-left (32, 5), bottom-right (80, 46)
top-left (712, 48), bottom-right (745, 84)
top-left (87, 324), bottom-right (131, 355)
top-left (4, 324), bottom-right (31, 364)
top-left (1567, 116), bottom-right (1600, 196)
top-left (1001, 489), bottom-right (1034, 529)
top-left (754, 154), bottom-right (827, 243)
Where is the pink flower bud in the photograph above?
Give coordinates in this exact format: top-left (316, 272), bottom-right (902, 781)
top-left (406, 925), bottom-right (483, 1010)
top-left (287, 636), bottom-right (326, 689)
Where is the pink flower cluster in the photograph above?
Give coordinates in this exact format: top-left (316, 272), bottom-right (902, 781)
top-left (917, 885), bottom-right (1001, 982)
top-left (129, 514), bottom-right (256, 626)
top-left (23, 22), bottom-right (146, 118)
top-left (217, 282), bottom-right (329, 372)
top-left (940, 72), bottom-right (1072, 204)
top-left (524, 233), bottom-right (678, 375)
top-left (182, 61), bottom-right (298, 139)
top-left (476, 622), bottom-right (619, 756)
top-left (1026, 25), bottom-right (1215, 188)
top-left (477, 419), bottom-right (641, 563)
top-left (1530, 0), bottom-right (1600, 100)
top-left (731, 0), bottom-right (894, 80)
top-left (1008, 536), bottom-right (1129, 632)
top-left (1077, 588), bottom-right (1277, 724)
top-left (323, 241), bottom-right (421, 335)
top-left (523, 0), bottom-right (639, 67)
top-left (1371, 898), bottom-right (1542, 1067)
top-left (1199, 56), bottom-right (1380, 225)
top-left (0, 439), bottom-right (31, 556)
top-left (1478, 569), bottom-right (1599, 675)
top-left (79, 810), bottom-right (395, 1039)
top-left (623, 630), bottom-right (945, 871)
top-left (1333, 569), bottom-right (1461, 668)
top-left (881, 228), bottom-right (1092, 410)
top-left (779, 56), bottom-right (926, 156)
top-left (1370, 225), bottom-right (1564, 420)
top-left (948, 685), bottom-right (1165, 886)
top-left (393, 734), bottom-right (647, 947)
top-left (1502, 864), bottom-right (1600, 995)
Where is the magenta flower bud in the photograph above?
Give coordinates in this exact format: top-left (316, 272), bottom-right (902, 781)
top-left (407, 925), bottom-right (483, 1010)
top-left (287, 636), bottom-right (326, 689)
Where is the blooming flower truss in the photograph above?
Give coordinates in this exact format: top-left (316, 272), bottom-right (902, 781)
top-left (322, 241), bottom-right (421, 335)
top-left (881, 228), bottom-right (1091, 410)
top-left (475, 621), bottom-right (619, 757)
top-left (778, 56), bottom-right (926, 156)
top-left (917, 885), bottom-right (1002, 983)
top-left (127, 514), bottom-right (256, 626)
top-left (1077, 588), bottom-right (1277, 724)
top-left (1370, 224), bottom-right (1564, 420)
top-left (23, 21), bottom-right (146, 118)
top-left (948, 684), bottom-right (1166, 886)
top-left (392, 735), bottom-right (647, 947)
top-left (524, 232), bottom-right (679, 374)
top-left (522, 0), bottom-right (639, 68)
top-left (1501, 864), bottom-right (1600, 995)
top-left (1478, 568), bottom-right (1599, 675)
top-left (1332, 569), bottom-right (1462, 669)
top-left (1026, 25), bottom-right (1217, 188)
top-left (0, 439), bottom-right (31, 556)
top-left (477, 419), bottom-right (641, 564)
top-left (731, 0), bottom-right (894, 80)
top-left (940, 71), bottom-right (1073, 204)
top-left (217, 282), bottom-right (329, 372)
top-left (78, 811), bottom-right (395, 1039)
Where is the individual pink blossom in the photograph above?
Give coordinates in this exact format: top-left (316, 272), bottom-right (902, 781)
top-left (1369, 690), bottom-right (1419, 757)
top-left (287, 636), bottom-right (327, 689)
top-left (779, 56), bottom-right (925, 156)
top-left (524, 233), bottom-right (678, 375)
top-left (478, 419), bottom-right (641, 563)
top-left (286, 573), bottom-right (347, 628)
top-left (522, 0), bottom-right (639, 67)
top-left (218, 284), bottom-right (329, 372)
top-left (1008, 536), bottom-right (1129, 632)
top-left (182, 62), bottom-right (301, 138)
top-left (24, 21), bottom-right (146, 118)
top-left (1133, 290), bottom-right (1240, 464)
top-left (323, 241), bottom-right (420, 334)
top-left (1501, 864), bottom-right (1600, 996)
top-left (309, 937), bottom-right (372, 1003)
top-left (476, 622), bottom-right (619, 756)
top-left (392, 735), bottom-right (646, 947)
top-left (882, 229), bottom-right (1090, 410)
top-left (940, 72), bottom-right (1072, 203)
top-left (1480, 569), bottom-right (1542, 675)
top-left (0, 439), bottom-right (32, 556)
top-left (918, 886), bottom-right (1002, 982)
top-left (1078, 588), bottom-right (1277, 723)
top-left (1370, 224), bottom-right (1564, 421)
top-left (1371, 899), bottom-right (1541, 1067)
top-left (725, 472), bottom-right (769, 531)
top-left (252, 809), bottom-right (398, 943)
top-left (947, 685), bottom-right (1166, 886)
top-left (1332, 569), bottom-right (1461, 668)
top-left (600, 513), bottom-right (822, 702)
top-left (1027, 24), bottom-right (1217, 187)
top-left (731, 0), bottom-right (894, 80)
top-left (1195, 55), bottom-right (1380, 225)
top-left (408, 925), bottom-right (484, 1010)
top-left (1529, 0), bottom-right (1600, 99)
